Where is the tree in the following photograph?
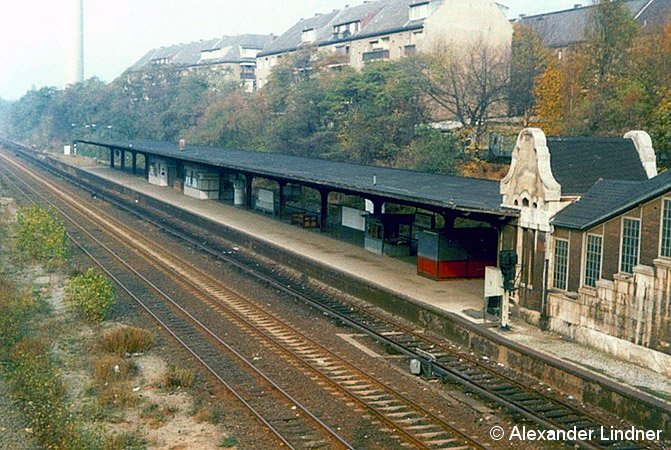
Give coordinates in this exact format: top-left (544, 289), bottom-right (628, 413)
top-left (422, 39), bottom-right (511, 147)
top-left (575, 0), bottom-right (639, 133)
top-left (509, 24), bottom-right (551, 124)
top-left (395, 126), bottom-right (461, 174)
top-left (652, 89), bottom-right (671, 168)
top-left (326, 60), bottom-right (428, 165)
top-left (532, 63), bottom-right (565, 135)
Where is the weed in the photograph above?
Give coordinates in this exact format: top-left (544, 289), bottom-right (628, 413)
top-left (219, 436), bottom-right (239, 448)
top-left (98, 325), bottom-right (154, 355)
top-left (163, 365), bottom-right (195, 389)
top-left (140, 403), bottom-right (177, 428)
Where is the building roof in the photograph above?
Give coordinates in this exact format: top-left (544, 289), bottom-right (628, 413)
top-left (547, 137), bottom-right (649, 197)
top-left (516, 0), bottom-right (649, 48)
top-left (552, 169), bottom-right (671, 230)
top-left (257, 11), bottom-right (340, 57)
top-left (75, 138), bottom-right (515, 217)
top-left (129, 34), bottom-right (275, 71)
top-left (258, 0), bottom-right (424, 57)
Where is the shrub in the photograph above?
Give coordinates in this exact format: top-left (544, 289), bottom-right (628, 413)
top-left (164, 365), bottom-right (195, 389)
top-left (16, 205), bottom-right (67, 264)
top-left (64, 268), bottom-right (115, 323)
top-left (97, 325), bottom-right (154, 355)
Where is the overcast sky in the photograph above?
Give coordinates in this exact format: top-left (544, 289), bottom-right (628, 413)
top-left (0, 0), bottom-right (587, 100)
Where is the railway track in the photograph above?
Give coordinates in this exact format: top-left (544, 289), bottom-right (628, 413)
top-left (0, 150), bottom-right (486, 449)
top-left (2, 142), bottom-right (662, 449)
top-left (0, 155), bottom-right (352, 450)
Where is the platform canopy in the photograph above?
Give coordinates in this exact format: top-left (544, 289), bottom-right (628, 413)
top-left (75, 138), bottom-right (517, 218)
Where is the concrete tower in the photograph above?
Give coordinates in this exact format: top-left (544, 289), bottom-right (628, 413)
top-left (72, 0), bottom-right (84, 83)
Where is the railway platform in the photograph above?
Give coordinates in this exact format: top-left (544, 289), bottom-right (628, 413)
top-left (31, 152), bottom-right (669, 415)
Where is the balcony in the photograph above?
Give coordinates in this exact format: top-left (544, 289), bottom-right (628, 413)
top-left (240, 72), bottom-right (256, 80)
top-left (362, 49), bottom-right (390, 62)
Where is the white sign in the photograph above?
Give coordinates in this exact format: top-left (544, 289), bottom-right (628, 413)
top-left (63, 145), bottom-right (71, 156)
top-left (341, 206), bottom-right (366, 231)
top-left (484, 266), bottom-right (504, 297)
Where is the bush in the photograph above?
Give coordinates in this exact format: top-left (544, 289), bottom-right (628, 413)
top-left (64, 268), bottom-right (115, 323)
top-left (98, 325), bottom-right (154, 355)
top-left (16, 205), bottom-right (67, 264)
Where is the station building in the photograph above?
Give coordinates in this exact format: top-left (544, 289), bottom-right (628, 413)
top-left (75, 129), bottom-right (670, 358)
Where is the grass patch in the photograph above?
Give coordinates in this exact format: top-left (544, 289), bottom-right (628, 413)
top-left (163, 365), bottom-right (195, 389)
top-left (0, 274), bottom-right (101, 449)
top-left (103, 430), bottom-right (147, 450)
top-left (140, 403), bottom-right (177, 428)
top-left (192, 402), bottom-right (226, 424)
top-left (219, 436), bottom-right (239, 448)
top-left (97, 381), bottom-right (139, 409)
top-left (92, 355), bottom-right (137, 384)
top-left (98, 326), bottom-right (155, 355)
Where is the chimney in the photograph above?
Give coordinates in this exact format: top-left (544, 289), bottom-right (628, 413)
top-left (69, 0), bottom-right (84, 84)
top-left (574, 4), bottom-right (582, 8)
top-left (179, 139), bottom-right (186, 150)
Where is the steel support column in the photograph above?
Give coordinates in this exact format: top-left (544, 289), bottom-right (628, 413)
top-left (131, 152), bottom-right (137, 175)
top-left (278, 180), bottom-right (287, 220)
top-left (109, 148), bottom-right (115, 169)
top-left (245, 174), bottom-right (253, 208)
top-left (144, 154), bottom-right (150, 180)
top-left (120, 150), bottom-right (126, 171)
top-left (320, 189), bottom-right (329, 232)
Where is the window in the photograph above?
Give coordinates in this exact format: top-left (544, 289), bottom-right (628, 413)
top-left (185, 170), bottom-right (195, 187)
top-left (553, 239), bottom-right (569, 290)
top-left (584, 234), bottom-right (602, 288)
top-left (301, 28), bottom-right (315, 43)
top-left (662, 199), bottom-right (671, 258)
top-left (620, 218), bottom-right (641, 274)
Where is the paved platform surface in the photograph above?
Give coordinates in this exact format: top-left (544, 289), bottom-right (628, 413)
top-left (57, 157), bottom-right (671, 401)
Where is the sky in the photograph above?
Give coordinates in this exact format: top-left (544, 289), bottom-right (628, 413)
top-left (0, 0), bottom-right (588, 100)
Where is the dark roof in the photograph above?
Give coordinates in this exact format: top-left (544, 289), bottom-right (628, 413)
top-left (130, 34), bottom-right (275, 70)
top-left (553, 169), bottom-right (671, 230)
top-left (257, 11), bottom-right (340, 57)
top-left (548, 137), bottom-right (648, 196)
top-left (75, 139), bottom-right (514, 216)
top-left (516, 0), bottom-right (648, 48)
